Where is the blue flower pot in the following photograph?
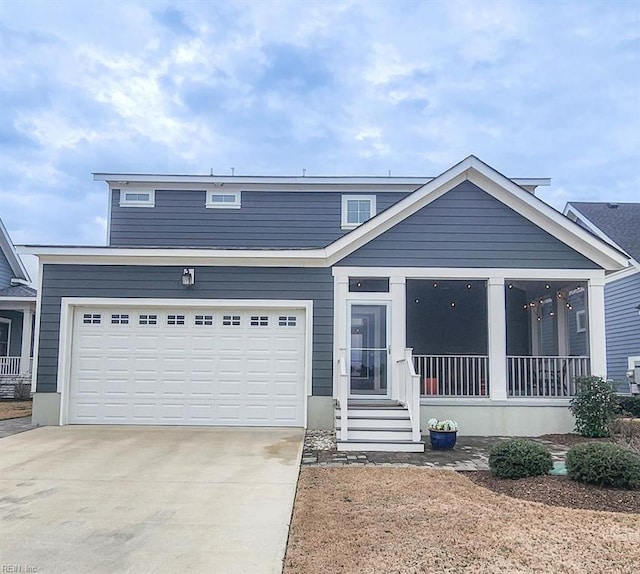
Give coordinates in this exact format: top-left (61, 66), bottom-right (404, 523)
top-left (429, 430), bottom-right (457, 450)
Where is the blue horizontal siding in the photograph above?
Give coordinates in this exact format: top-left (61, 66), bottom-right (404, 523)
top-left (0, 248), bottom-right (12, 289)
top-left (337, 182), bottom-right (601, 269)
top-left (109, 190), bottom-right (409, 248)
top-left (36, 265), bottom-right (334, 396)
top-left (605, 272), bottom-right (640, 391)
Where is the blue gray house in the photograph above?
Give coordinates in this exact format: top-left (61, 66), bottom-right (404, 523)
top-left (24, 157), bottom-right (629, 451)
top-left (563, 202), bottom-right (640, 393)
top-left (0, 218), bottom-right (36, 393)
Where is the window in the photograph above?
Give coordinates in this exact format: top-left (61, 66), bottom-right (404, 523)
top-left (223, 315), bottom-right (241, 326)
top-left (139, 314), bottom-right (157, 325)
top-left (167, 314), bottom-right (186, 325)
top-left (195, 315), bottom-right (214, 326)
top-left (206, 191), bottom-right (241, 209)
top-left (278, 316), bottom-right (297, 327)
top-left (576, 310), bottom-right (587, 333)
top-left (250, 316), bottom-right (269, 326)
top-left (341, 195), bottom-right (376, 229)
top-left (118, 189), bottom-right (155, 207)
top-left (83, 314), bottom-right (101, 324)
top-left (111, 314), bottom-right (129, 325)
top-left (349, 277), bottom-right (389, 293)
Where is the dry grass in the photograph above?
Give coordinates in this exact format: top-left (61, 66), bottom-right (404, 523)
top-left (0, 400), bottom-right (32, 420)
top-left (284, 467), bottom-right (640, 574)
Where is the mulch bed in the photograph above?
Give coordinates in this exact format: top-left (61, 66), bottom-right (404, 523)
top-left (462, 469), bottom-right (639, 515)
top-left (462, 432), bottom-right (640, 514)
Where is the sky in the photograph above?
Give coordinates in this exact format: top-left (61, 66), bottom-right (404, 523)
top-left (1, 0), bottom-right (639, 282)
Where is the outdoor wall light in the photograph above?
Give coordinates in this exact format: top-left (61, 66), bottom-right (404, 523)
top-left (181, 268), bottom-right (195, 287)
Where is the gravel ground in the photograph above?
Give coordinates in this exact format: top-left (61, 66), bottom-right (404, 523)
top-left (284, 467), bottom-right (640, 574)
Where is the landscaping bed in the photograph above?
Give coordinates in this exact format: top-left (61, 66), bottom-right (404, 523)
top-left (463, 471), bottom-right (639, 514)
top-left (0, 400), bottom-right (32, 420)
top-left (284, 467), bottom-right (640, 574)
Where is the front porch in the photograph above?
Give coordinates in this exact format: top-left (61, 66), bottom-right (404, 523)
top-left (333, 270), bottom-right (606, 451)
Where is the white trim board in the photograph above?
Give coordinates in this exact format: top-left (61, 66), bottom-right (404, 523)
top-left (55, 297), bottom-right (313, 426)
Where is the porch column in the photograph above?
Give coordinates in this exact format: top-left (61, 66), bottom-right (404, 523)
top-left (390, 276), bottom-right (406, 403)
top-left (488, 277), bottom-right (507, 400)
top-left (587, 276), bottom-right (606, 377)
top-left (20, 307), bottom-right (33, 376)
top-left (556, 291), bottom-right (568, 356)
top-left (334, 276), bottom-right (349, 400)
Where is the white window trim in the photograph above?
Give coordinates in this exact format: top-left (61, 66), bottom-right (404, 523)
top-left (119, 188), bottom-right (155, 207)
top-left (576, 309), bottom-right (586, 333)
top-left (206, 190), bottom-right (241, 209)
top-left (341, 195), bottom-right (376, 229)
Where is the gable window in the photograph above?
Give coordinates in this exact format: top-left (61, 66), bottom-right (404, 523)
top-left (118, 189), bottom-right (155, 207)
top-left (206, 190), bottom-right (241, 209)
top-left (341, 195), bottom-right (376, 229)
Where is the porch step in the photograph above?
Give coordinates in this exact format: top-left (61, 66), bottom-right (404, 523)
top-left (335, 416), bottom-right (410, 428)
top-left (334, 400), bottom-right (424, 452)
top-left (335, 427), bottom-right (413, 441)
top-left (336, 439), bottom-right (425, 453)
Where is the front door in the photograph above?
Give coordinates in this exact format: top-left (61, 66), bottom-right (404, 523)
top-left (348, 303), bottom-right (389, 397)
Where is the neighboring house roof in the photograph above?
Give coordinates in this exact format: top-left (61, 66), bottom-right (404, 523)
top-left (0, 284), bottom-right (37, 299)
top-left (564, 202), bottom-right (640, 263)
top-left (22, 156), bottom-right (630, 271)
top-left (0, 217), bottom-right (30, 283)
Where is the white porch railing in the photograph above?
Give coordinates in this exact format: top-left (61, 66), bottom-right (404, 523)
top-left (337, 348), bottom-right (349, 441)
top-left (507, 355), bottom-right (590, 397)
top-left (413, 355), bottom-right (489, 397)
top-left (0, 357), bottom-right (33, 376)
top-left (397, 349), bottom-right (421, 442)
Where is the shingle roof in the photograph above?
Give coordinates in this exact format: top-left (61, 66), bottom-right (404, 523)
top-left (569, 202), bottom-right (640, 262)
top-left (0, 284), bottom-right (37, 298)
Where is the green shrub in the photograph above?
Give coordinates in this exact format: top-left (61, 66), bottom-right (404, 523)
top-left (616, 396), bottom-right (640, 418)
top-left (566, 442), bottom-right (640, 489)
top-left (569, 376), bottom-right (618, 437)
top-left (489, 439), bottom-right (553, 479)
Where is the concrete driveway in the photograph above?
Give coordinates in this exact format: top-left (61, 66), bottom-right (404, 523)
top-left (0, 426), bottom-right (304, 574)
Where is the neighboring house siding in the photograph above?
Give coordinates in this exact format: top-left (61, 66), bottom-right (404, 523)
top-left (0, 248), bottom-right (12, 288)
top-left (605, 271), bottom-right (640, 391)
top-left (36, 265), bottom-right (334, 396)
top-left (337, 182), bottom-right (600, 268)
top-left (109, 190), bottom-right (410, 248)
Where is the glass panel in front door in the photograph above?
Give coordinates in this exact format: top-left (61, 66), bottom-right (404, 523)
top-left (350, 304), bottom-right (388, 395)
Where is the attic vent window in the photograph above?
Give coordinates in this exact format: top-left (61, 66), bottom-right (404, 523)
top-left (119, 189), bottom-right (155, 207)
top-left (206, 190), bottom-right (241, 209)
top-left (341, 195), bottom-right (376, 229)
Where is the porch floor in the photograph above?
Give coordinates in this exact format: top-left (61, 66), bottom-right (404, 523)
top-left (303, 431), bottom-right (570, 469)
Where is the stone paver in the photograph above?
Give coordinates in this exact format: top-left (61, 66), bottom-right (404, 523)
top-left (0, 415), bottom-right (37, 438)
top-left (302, 431), bottom-right (570, 469)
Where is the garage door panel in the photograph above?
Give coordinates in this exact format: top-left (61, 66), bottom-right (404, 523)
top-left (69, 306), bottom-right (306, 426)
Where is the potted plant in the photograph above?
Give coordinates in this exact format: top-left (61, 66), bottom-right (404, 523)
top-left (427, 418), bottom-right (458, 450)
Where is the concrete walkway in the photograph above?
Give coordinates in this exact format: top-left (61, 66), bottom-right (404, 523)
top-left (302, 432), bottom-right (570, 469)
top-left (0, 415), bottom-right (38, 438)
top-left (0, 426), bottom-right (304, 574)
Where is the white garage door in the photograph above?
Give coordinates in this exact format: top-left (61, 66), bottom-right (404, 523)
top-left (68, 305), bottom-right (306, 426)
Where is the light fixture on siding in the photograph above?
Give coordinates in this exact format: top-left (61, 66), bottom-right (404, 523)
top-left (181, 268), bottom-right (195, 287)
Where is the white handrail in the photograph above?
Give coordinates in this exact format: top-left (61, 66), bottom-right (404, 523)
top-left (398, 348), bottom-right (421, 442)
top-left (0, 357), bottom-right (32, 376)
top-left (338, 348), bottom-right (349, 441)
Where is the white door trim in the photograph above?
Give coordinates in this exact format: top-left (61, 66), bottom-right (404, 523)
top-left (347, 300), bottom-right (391, 399)
top-left (56, 297), bottom-right (313, 426)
